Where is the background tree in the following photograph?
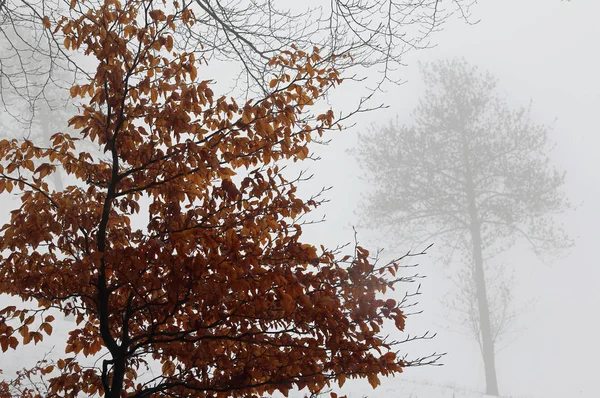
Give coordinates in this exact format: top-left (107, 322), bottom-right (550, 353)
top-left (352, 58), bottom-right (570, 396)
top-left (0, 0), bottom-right (77, 124)
top-left (0, 75), bottom-right (76, 191)
top-left (0, 1), bottom-right (82, 192)
top-left (0, 1), bottom-right (438, 397)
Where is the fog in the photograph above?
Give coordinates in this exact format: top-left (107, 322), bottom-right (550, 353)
top-left (303, 1), bottom-right (600, 396)
top-left (1, 1), bottom-right (598, 397)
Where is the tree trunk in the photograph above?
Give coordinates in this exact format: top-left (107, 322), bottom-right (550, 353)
top-left (461, 132), bottom-right (499, 395)
top-left (465, 169), bottom-right (499, 395)
top-left (468, 215), bottom-right (500, 396)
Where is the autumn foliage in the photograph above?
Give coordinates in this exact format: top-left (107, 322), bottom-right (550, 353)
top-left (1, 1), bottom-right (412, 397)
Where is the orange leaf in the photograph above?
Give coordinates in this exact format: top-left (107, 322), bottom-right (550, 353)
top-left (162, 360), bottom-right (175, 376)
top-left (41, 323), bottom-right (53, 336)
top-left (367, 373), bottom-right (380, 389)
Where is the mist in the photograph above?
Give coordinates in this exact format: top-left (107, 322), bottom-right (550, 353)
top-left (305, 1), bottom-right (599, 396)
top-left (0, 1), bottom-right (598, 397)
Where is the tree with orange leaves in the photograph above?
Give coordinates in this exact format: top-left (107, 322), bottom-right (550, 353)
top-left (0, 1), bottom-right (434, 397)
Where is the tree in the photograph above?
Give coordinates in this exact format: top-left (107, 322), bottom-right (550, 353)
top-left (352, 58), bottom-right (570, 396)
top-left (0, 1), bottom-right (436, 397)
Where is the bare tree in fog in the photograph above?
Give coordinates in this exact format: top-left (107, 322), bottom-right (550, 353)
top-left (0, 0), bottom-right (477, 108)
top-left (352, 58), bottom-right (571, 396)
top-left (0, 1), bottom-right (77, 190)
top-left (177, 0), bottom-right (477, 92)
top-left (0, 0), bottom-right (76, 125)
